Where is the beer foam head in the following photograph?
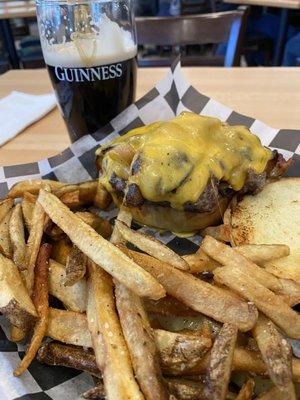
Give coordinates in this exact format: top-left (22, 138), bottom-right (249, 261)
top-left (42, 14), bottom-right (137, 67)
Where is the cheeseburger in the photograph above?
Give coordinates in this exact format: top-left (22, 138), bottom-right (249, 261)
top-left (96, 112), bottom-right (291, 234)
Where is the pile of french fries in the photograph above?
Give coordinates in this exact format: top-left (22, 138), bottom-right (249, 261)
top-left (1, 178), bottom-right (300, 400)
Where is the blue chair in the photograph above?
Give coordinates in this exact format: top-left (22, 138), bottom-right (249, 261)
top-left (0, 57), bottom-right (10, 74)
top-left (18, 36), bottom-right (44, 68)
top-left (181, 0), bottom-right (217, 15)
top-left (283, 33), bottom-right (300, 66)
top-left (135, 0), bottom-right (159, 16)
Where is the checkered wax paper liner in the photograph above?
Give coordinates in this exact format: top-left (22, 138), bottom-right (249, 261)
top-left (0, 60), bottom-right (299, 400)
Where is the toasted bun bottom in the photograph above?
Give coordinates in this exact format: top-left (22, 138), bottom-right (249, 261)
top-left (123, 197), bottom-right (230, 235)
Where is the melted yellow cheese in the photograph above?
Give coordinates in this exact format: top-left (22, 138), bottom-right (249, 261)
top-left (98, 112), bottom-right (273, 210)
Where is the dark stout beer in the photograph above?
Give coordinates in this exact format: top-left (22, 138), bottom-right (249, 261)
top-left (40, 12), bottom-right (137, 142)
top-left (46, 57), bottom-right (137, 141)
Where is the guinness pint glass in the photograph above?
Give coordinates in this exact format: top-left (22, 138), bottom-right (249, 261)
top-left (36, 0), bottom-right (137, 142)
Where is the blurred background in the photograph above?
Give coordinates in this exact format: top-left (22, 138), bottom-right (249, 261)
top-left (0, 0), bottom-right (299, 73)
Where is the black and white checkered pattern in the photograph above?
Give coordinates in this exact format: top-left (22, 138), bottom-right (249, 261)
top-left (0, 60), bottom-right (299, 399)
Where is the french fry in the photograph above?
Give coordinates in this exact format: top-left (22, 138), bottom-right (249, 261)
top-left (55, 181), bottom-right (98, 208)
top-left (44, 218), bottom-right (66, 241)
top-left (253, 314), bottom-right (296, 397)
top-left (202, 236), bottom-right (284, 292)
top-left (1, 176), bottom-right (300, 391)
top-left (23, 192), bottom-right (37, 203)
top-left (0, 198), bottom-right (14, 222)
top-left (115, 282), bottom-right (171, 400)
top-left (115, 220), bottom-right (189, 271)
top-left (76, 211), bottom-right (112, 239)
top-left (0, 210), bottom-right (12, 258)
top-left (83, 385), bottom-right (106, 400)
top-left (232, 347), bottom-right (266, 375)
top-left (37, 342), bottom-right (101, 378)
top-left (9, 204), bottom-right (26, 270)
top-left (47, 308), bottom-right (92, 347)
top-left (152, 312), bottom-right (220, 337)
top-left (201, 236), bottom-right (300, 301)
top-left (213, 265), bottom-right (300, 339)
top-left (204, 323), bottom-right (238, 400)
top-left (86, 272), bottom-right (106, 366)
top-left (159, 347), bottom-right (207, 377)
top-left (8, 179), bottom-right (66, 198)
top-left (0, 253), bottom-right (37, 329)
top-left (53, 181), bottom-right (98, 204)
top-left (113, 208), bottom-right (166, 396)
top-left (86, 261), bottom-right (144, 400)
top-left (264, 253), bottom-right (300, 283)
top-left (83, 378), bottom-right (231, 400)
top-left (21, 193), bottom-right (35, 231)
top-left (68, 180), bottom-right (98, 204)
top-left (49, 259), bottom-right (87, 313)
top-left (155, 328), bottom-right (212, 375)
top-left (14, 243), bottom-right (51, 376)
top-left (255, 386), bottom-right (288, 400)
top-left (235, 379), bottom-right (255, 400)
top-left (46, 307), bottom-right (212, 374)
top-left (111, 207), bottom-right (132, 244)
top-left (183, 249), bottom-right (220, 273)
top-left (10, 325), bottom-right (27, 342)
top-left (232, 348), bottom-right (300, 382)
top-left (45, 212), bottom-right (112, 242)
top-left (235, 244), bottom-right (290, 265)
top-left (38, 190), bottom-right (165, 299)
top-left (94, 180), bottom-right (112, 209)
top-left (292, 359), bottom-right (300, 382)
top-left (60, 190), bottom-right (82, 209)
top-left (143, 296), bottom-right (199, 317)
top-left (3, 181), bottom-right (298, 390)
top-left (120, 247), bottom-right (258, 332)
top-left (10, 325), bottom-right (27, 344)
top-left (276, 279), bottom-right (300, 307)
top-left (113, 209), bottom-right (164, 397)
top-left (201, 225), bottom-right (230, 242)
top-left (164, 346), bottom-right (300, 380)
top-left (43, 308), bottom-right (300, 381)
top-left (184, 243), bottom-right (290, 274)
top-left (64, 246), bottom-right (86, 286)
top-left (51, 238), bottom-right (72, 265)
top-left (24, 200), bottom-right (46, 294)
top-left (166, 378), bottom-right (205, 400)
top-left (54, 184), bottom-right (81, 198)
top-left (200, 320), bottom-right (214, 340)
top-left (40, 344), bottom-right (149, 400)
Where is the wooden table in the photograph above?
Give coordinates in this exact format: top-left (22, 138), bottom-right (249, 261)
top-left (0, 0), bottom-right (36, 69)
top-left (224, 0), bottom-right (300, 65)
top-left (0, 67), bottom-right (299, 166)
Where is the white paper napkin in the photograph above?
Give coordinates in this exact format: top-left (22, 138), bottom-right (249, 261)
top-left (0, 91), bottom-right (57, 147)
